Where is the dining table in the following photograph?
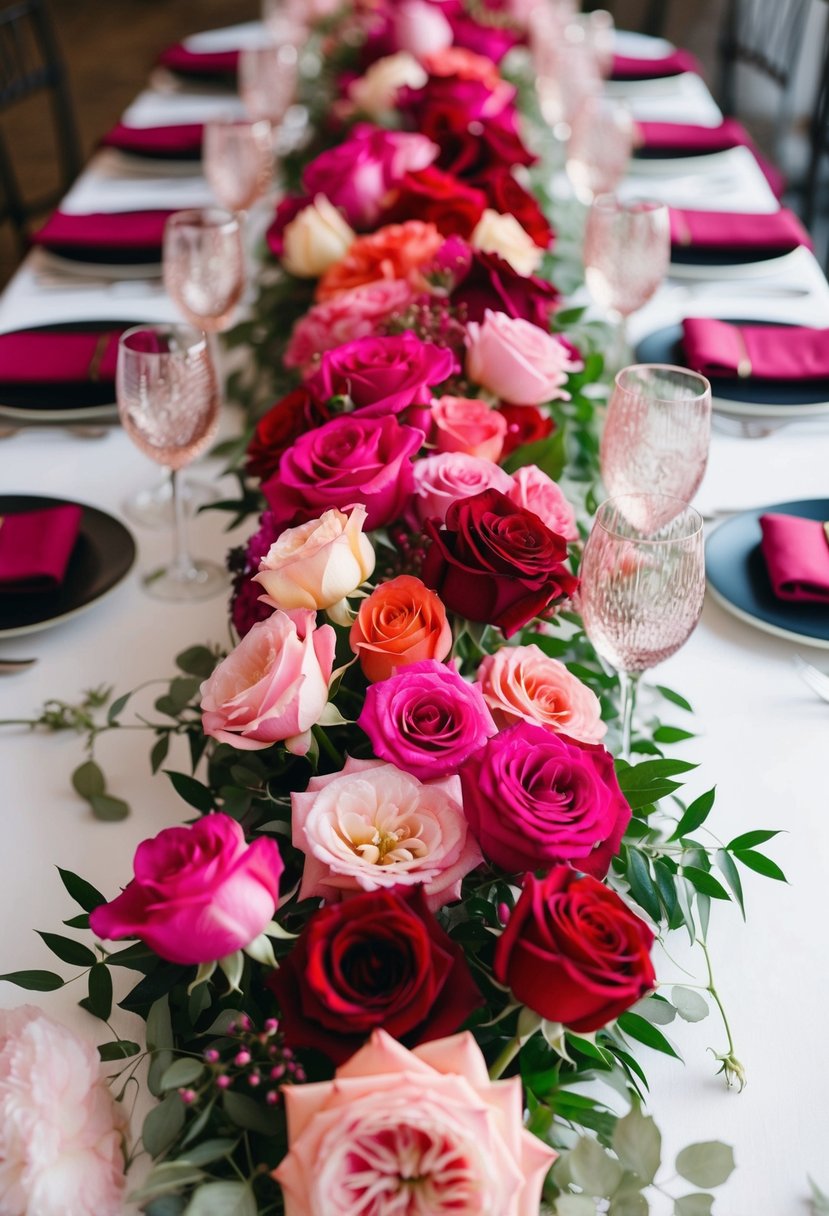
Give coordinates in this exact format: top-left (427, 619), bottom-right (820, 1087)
top-left (0, 18), bottom-right (827, 1216)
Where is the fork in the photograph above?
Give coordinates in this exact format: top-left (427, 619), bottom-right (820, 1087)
top-left (793, 654), bottom-right (829, 703)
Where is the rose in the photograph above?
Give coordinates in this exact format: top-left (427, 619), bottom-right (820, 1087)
top-left (393, 0), bottom-right (453, 56)
top-left (400, 74), bottom-right (515, 126)
top-left (497, 403), bottom-right (555, 458)
top-left (349, 574), bottom-right (453, 682)
top-left (466, 310), bottom-right (582, 405)
top-left (382, 165), bottom-right (486, 239)
top-left (281, 195), bottom-right (356, 278)
top-left (400, 85), bottom-right (533, 180)
top-left (451, 249), bottom-right (559, 327)
top-left (307, 332), bottom-right (458, 417)
top-left (410, 450), bottom-right (513, 524)
top-left (229, 511), bottom-right (285, 637)
top-left (254, 506), bottom-right (375, 616)
top-left (89, 814), bottom-right (284, 965)
top-left (460, 720), bottom-right (628, 876)
top-left (448, 8), bottom-right (521, 63)
top-left (349, 52), bottom-right (427, 119)
top-left (421, 488), bottom-right (578, 637)
top-left (317, 220), bottom-right (445, 301)
top-left (265, 193), bottom-right (310, 259)
top-left (432, 393), bottom-right (508, 462)
top-left (358, 658), bottom-right (497, 779)
top-left (292, 756), bottom-right (482, 910)
top-left (494, 867), bottom-right (656, 1032)
top-left (470, 209), bottom-right (543, 277)
top-left (484, 168), bottom-right (554, 249)
top-left (267, 888), bottom-right (482, 1063)
top-left (273, 1029), bottom-right (556, 1216)
top-left (284, 280), bottom-right (415, 375)
top-left (245, 387), bottom-right (326, 482)
top-left (200, 609), bottom-right (336, 753)
top-left (422, 45), bottom-right (505, 91)
top-left (477, 644), bottom-right (606, 743)
top-left (0, 1007), bottom-right (126, 1216)
top-left (509, 464), bottom-right (578, 541)
top-left (261, 413), bottom-right (423, 532)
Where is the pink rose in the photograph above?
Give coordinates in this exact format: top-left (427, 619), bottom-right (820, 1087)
top-left (274, 1029), bottom-right (556, 1216)
top-left (410, 450), bottom-right (513, 524)
top-left (466, 309), bottom-right (583, 405)
top-left (477, 643), bottom-right (606, 743)
top-left (254, 505), bottom-right (375, 617)
top-left (508, 464), bottom-right (579, 541)
top-left (0, 1007), bottom-right (126, 1216)
top-left (200, 609), bottom-right (336, 753)
top-left (393, 0), bottom-right (453, 57)
top-left (284, 280), bottom-right (415, 375)
top-left (357, 658), bottom-right (497, 779)
top-left (432, 393), bottom-right (508, 462)
top-left (262, 413), bottom-right (423, 532)
top-left (89, 814), bottom-right (284, 965)
top-left (307, 332), bottom-right (458, 417)
top-left (292, 756), bottom-right (482, 910)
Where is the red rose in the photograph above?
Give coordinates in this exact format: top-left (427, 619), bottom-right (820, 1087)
top-left (484, 169), bottom-right (554, 250)
top-left (245, 388), bottom-right (325, 482)
top-left (497, 403), bottom-right (555, 458)
top-left (494, 867), bottom-right (656, 1033)
top-left (267, 888), bottom-right (482, 1063)
top-left (382, 166), bottom-right (487, 239)
top-left (421, 488), bottom-right (578, 637)
top-left (451, 250), bottom-right (560, 328)
top-left (399, 82), bottom-right (534, 181)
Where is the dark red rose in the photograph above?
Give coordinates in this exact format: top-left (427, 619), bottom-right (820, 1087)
top-left (382, 166), bottom-right (487, 239)
top-left (451, 250), bottom-right (560, 328)
top-left (399, 82), bottom-right (534, 181)
top-left (497, 404), bottom-right (555, 458)
top-left (460, 722), bottom-right (631, 878)
top-left (484, 169), bottom-right (554, 249)
top-left (267, 887), bottom-right (482, 1063)
top-left (420, 488), bottom-right (578, 637)
top-left (494, 867), bottom-right (656, 1033)
top-left (245, 388), bottom-right (325, 482)
top-left (265, 194), bottom-right (310, 259)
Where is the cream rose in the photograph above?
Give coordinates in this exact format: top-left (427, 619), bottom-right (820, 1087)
top-left (476, 643), bottom-right (606, 743)
top-left (349, 52), bottom-right (428, 119)
top-left (470, 209), bottom-right (543, 277)
top-left (282, 194), bottom-right (356, 278)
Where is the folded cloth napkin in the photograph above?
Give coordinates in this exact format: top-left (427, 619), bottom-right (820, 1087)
top-left (31, 210), bottom-right (174, 263)
top-left (157, 43), bottom-right (239, 76)
top-left (759, 513), bottom-right (829, 603)
top-left (681, 318), bottom-right (829, 381)
top-left (101, 122), bottom-right (203, 159)
top-left (0, 327), bottom-right (126, 408)
top-left (637, 121), bottom-right (786, 197)
top-left (669, 208), bottom-right (811, 254)
top-left (0, 504), bottom-right (83, 594)
top-left (611, 48), bottom-right (701, 80)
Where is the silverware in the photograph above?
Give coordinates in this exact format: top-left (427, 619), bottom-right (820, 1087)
top-left (794, 654), bottom-right (829, 703)
top-left (0, 657), bottom-right (36, 674)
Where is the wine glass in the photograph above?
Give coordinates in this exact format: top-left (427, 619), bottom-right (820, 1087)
top-left (203, 117), bottom-right (273, 216)
top-left (600, 365), bottom-right (712, 528)
top-left (117, 325), bottom-right (227, 600)
top-left (535, 22), bottom-right (601, 141)
top-left (579, 495), bottom-right (705, 758)
top-left (163, 208), bottom-right (245, 337)
top-left (566, 96), bottom-right (635, 203)
top-left (239, 40), bottom-right (299, 145)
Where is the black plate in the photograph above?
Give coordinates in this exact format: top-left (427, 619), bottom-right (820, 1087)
top-left (0, 496), bottom-right (136, 637)
top-left (670, 245), bottom-right (792, 267)
top-left (0, 320), bottom-right (137, 415)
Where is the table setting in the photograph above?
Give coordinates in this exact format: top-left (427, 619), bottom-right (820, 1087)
top-left (0, 2), bottom-right (827, 1214)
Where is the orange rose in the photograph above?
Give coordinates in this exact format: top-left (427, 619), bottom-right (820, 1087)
top-left (421, 46), bottom-right (503, 91)
top-left (316, 221), bottom-right (444, 302)
top-left (349, 574), bottom-right (453, 682)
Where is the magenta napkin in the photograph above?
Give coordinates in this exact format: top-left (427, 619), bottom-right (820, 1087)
top-left (682, 318), bottom-right (829, 381)
top-left (101, 122), bottom-right (203, 160)
top-left (0, 329), bottom-right (122, 385)
top-left (157, 43), bottom-right (239, 77)
top-left (669, 208), bottom-right (811, 254)
top-left (31, 210), bottom-right (174, 263)
top-left (611, 48), bottom-right (701, 80)
top-left (759, 513), bottom-right (829, 603)
top-left (637, 121), bottom-right (786, 197)
top-left (0, 504), bottom-right (83, 594)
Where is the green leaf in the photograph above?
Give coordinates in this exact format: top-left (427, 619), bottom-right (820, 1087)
top-left (37, 931), bottom-right (96, 968)
top-left (616, 1012), bottom-right (681, 1059)
top-left (160, 1058), bottom-right (205, 1091)
top-left (653, 725), bottom-right (695, 743)
top-left (612, 1104), bottom-right (661, 1185)
top-left (176, 645), bottom-right (218, 678)
top-left (808, 1176), bottom-right (829, 1215)
top-left (143, 1092), bottom-right (185, 1157)
top-left (675, 1142), bottom-right (735, 1188)
top-left (128, 1163), bottom-right (205, 1205)
top-left (143, 1197), bottom-right (188, 1216)
top-left (72, 759), bottom-right (106, 800)
top-left (180, 1138), bottom-right (238, 1168)
top-left (674, 1195), bottom-right (714, 1216)
top-left (568, 1135), bottom-right (623, 1196)
top-left (656, 684), bottom-right (693, 712)
top-left (147, 996), bottom-right (174, 1052)
top-left (682, 866), bottom-right (730, 900)
top-left (625, 849), bottom-right (661, 922)
top-left (107, 691), bottom-right (131, 725)
top-left (82, 963), bottom-right (113, 1021)
top-left (98, 1039), bottom-right (141, 1060)
top-left (617, 758), bottom-right (697, 810)
top-left (715, 849), bottom-right (745, 918)
top-left (631, 995), bottom-right (676, 1026)
top-left (89, 794), bottom-right (130, 821)
top-left (608, 1194), bottom-right (648, 1216)
top-left (554, 1198), bottom-right (596, 1216)
top-left (151, 734), bottom-right (171, 774)
top-left (184, 1182), bottom-right (257, 1216)
top-left (652, 859), bottom-right (678, 920)
top-left (670, 788), bottom-right (716, 840)
top-left (726, 828), bottom-right (781, 851)
top-left (732, 849), bottom-right (787, 882)
top-left (501, 425), bottom-right (567, 480)
top-left (0, 969), bottom-right (64, 991)
top-left (57, 867), bottom-right (105, 912)
top-left (671, 986), bottom-right (709, 1023)
top-left (222, 1091), bottom-right (278, 1134)
top-left (165, 771), bottom-right (214, 814)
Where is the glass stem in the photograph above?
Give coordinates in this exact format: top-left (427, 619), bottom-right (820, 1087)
top-left (619, 669), bottom-right (642, 761)
top-left (170, 469), bottom-right (194, 582)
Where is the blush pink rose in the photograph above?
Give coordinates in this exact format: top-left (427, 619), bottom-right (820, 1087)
top-left (466, 309), bottom-right (583, 405)
top-left (432, 394), bottom-right (508, 462)
top-left (508, 464), bottom-right (579, 542)
top-left (410, 451), bottom-right (513, 524)
top-left (284, 280), bottom-right (415, 375)
top-left (200, 609), bottom-right (336, 753)
top-left (274, 1029), bottom-right (556, 1216)
top-left (393, 0), bottom-right (453, 57)
top-left (477, 643), bottom-right (606, 743)
top-left (89, 814), bottom-right (284, 965)
top-left (292, 756), bottom-right (482, 910)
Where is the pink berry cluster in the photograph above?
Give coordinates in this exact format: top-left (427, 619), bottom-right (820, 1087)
top-left (178, 1015), bottom-right (307, 1110)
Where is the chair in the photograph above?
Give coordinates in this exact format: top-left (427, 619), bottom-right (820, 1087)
top-left (0, 0), bottom-right (82, 253)
top-left (803, 18), bottom-right (829, 232)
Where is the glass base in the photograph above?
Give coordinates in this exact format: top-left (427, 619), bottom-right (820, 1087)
top-left (123, 477), bottom-right (221, 530)
top-left (142, 559), bottom-right (229, 602)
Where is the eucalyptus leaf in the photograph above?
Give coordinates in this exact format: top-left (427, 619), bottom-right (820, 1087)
top-left (142, 1092), bottom-right (186, 1157)
top-left (671, 986), bottom-right (709, 1023)
top-left (98, 1039), bottom-right (141, 1061)
top-left (179, 1138), bottom-right (238, 1167)
top-left (71, 759), bottom-right (105, 800)
top-left (612, 1105), bottom-right (661, 1185)
top-left (555, 1197), bottom-right (596, 1216)
top-left (160, 1057), bottom-right (205, 1091)
top-left (183, 1181), bottom-right (257, 1216)
top-left (674, 1195), bottom-right (714, 1216)
top-left (568, 1135), bottom-right (623, 1197)
top-left (631, 995), bottom-right (676, 1026)
top-left (89, 793), bottom-right (130, 821)
top-left (128, 1162), bottom-right (206, 1204)
top-left (222, 1091), bottom-right (278, 1134)
top-left (675, 1142), bottom-right (735, 1188)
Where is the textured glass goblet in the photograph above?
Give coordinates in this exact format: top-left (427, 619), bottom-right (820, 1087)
top-left (163, 208), bottom-right (245, 336)
top-left (566, 98), bottom-right (635, 204)
top-left (203, 117), bottom-right (273, 215)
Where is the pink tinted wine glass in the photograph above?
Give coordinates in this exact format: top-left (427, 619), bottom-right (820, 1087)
top-left (163, 208), bottom-right (245, 337)
top-left (203, 117), bottom-right (273, 215)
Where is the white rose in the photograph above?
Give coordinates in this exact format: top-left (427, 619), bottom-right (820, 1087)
top-left (281, 194), bottom-right (356, 278)
top-left (470, 208), bottom-right (543, 277)
top-left (349, 52), bottom-right (428, 120)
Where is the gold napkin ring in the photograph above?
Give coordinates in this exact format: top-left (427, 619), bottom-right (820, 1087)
top-left (87, 333), bottom-right (109, 383)
top-left (823, 521), bottom-right (829, 546)
top-left (734, 329), bottom-right (752, 379)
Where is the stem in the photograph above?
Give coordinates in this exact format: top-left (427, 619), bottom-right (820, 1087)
top-left (170, 468), bottom-right (193, 581)
top-left (312, 724), bottom-right (342, 767)
top-left (700, 938), bottom-right (736, 1059)
top-left (488, 1035), bottom-right (522, 1080)
top-left (618, 669), bottom-right (641, 761)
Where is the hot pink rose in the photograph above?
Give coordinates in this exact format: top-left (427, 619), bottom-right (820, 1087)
top-left (508, 464), bottom-right (579, 541)
top-left (292, 756), bottom-right (482, 910)
top-left (274, 1030), bottom-right (556, 1216)
top-left (89, 814), bottom-right (284, 965)
top-left (357, 658), bottom-right (497, 780)
top-left (466, 310), bottom-right (583, 405)
top-left (284, 280), bottom-right (415, 375)
top-left (307, 332), bottom-right (458, 417)
top-left (410, 450), bottom-right (513, 524)
top-left (262, 413), bottom-right (423, 532)
top-left (200, 609), bottom-right (336, 753)
top-left (432, 393), bottom-right (508, 462)
top-left (477, 644), bottom-right (606, 743)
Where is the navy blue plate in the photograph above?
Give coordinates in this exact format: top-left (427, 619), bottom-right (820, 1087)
top-left (705, 498), bottom-right (829, 647)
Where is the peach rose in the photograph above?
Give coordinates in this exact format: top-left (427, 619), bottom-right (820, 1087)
top-left (422, 46), bottom-right (505, 91)
top-left (349, 573), bottom-right (453, 682)
top-left (284, 280), bottom-right (415, 375)
top-left (432, 394), bottom-right (508, 463)
top-left (282, 195), bottom-right (356, 278)
top-left (349, 52), bottom-right (428, 119)
top-left (254, 505), bottom-right (375, 620)
top-left (476, 643), bottom-right (606, 743)
top-left (466, 310), bottom-right (583, 405)
top-left (274, 1029), bottom-right (556, 1216)
top-left (508, 464), bottom-right (579, 542)
top-left (411, 451), bottom-right (513, 524)
top-left (316, 221), bottom-right (444, 302)
top-left (470, 209), bottom-right (543, 277)
top-left (292, 756), bottom-right (482, 909)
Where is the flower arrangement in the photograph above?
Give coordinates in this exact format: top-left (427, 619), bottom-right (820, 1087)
top-left (0, 1), bottom-right (786, 1213)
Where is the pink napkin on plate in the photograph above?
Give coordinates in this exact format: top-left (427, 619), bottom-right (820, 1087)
top-left (0, 504), bottom-right (83, 594)
top-left (31, 210), bottom-right (174, 262)
top-left (669, 208), bottom-right (811, 253)
top-left (101, 122), bottom-right (203, 159)
top-left (636, 120), bottom-right (786, 197)
top-left (157, 43), bottom-right (239, 76)
top-left (611, 48), bottom-right (701, 80)
top-left (759, 513), bottom-right (829, 603)
top-left (0, 327), bottom-right (128, 408)
top-left (681, 318), bottom-right (829, 381)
